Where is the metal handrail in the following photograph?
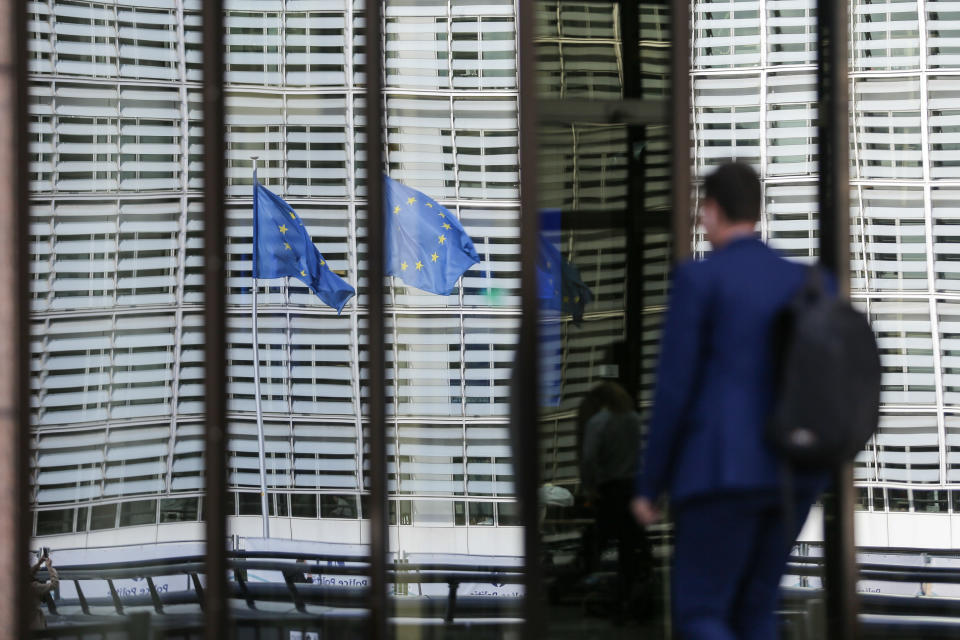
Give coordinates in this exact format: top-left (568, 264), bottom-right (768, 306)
top-left (35, 550), bottom-right (960, 634)
top-left (37, 553), bottom-right (525, 626)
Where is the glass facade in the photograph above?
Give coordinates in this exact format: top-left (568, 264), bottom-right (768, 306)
top-left (535, 3), bottom-right (677, 635)
top-left (28, 0), bottom-right (206, 540)
top-left (14, 0), bottom-right (960, 637)
top-left (693, 0), bottom-right (960, 540)
top-left (27, 0), bottom-right (529, 557)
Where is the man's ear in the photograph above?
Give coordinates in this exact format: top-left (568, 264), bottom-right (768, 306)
top-left (710, 201), bottom-right (731, 226)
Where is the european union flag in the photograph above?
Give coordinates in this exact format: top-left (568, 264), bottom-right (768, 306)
top-left (253, 172), bottom-right (356, 313)
top-left (537, 231), bottom-right (594, 324)
top-left (537, 240), bottom-right (594, 406)
top-left (538, 210), bottom-right (563, 408)
top-left (383, 175), bottom-right (481, 295)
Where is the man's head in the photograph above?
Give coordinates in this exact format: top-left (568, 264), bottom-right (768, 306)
top-left (700, 161), bottom-right (761, 248)
top-left (577, 381), bottom-right (633, 431)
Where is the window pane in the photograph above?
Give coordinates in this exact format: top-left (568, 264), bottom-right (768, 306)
top-left (160, 497), bottom-right (199, 522)
top-left (468, 501), bottom-right (494, 526)
top-left (889, 489), bottom-right (910, 512)
top-left (36, 509), bottom-right (74, 537)
top-left (237, 492), bottom-right (262, 516)
top-left (320, 494), bottom-right (358, 519)
top-left (89, 503), bottom-right (118, 531)
top-left (119, 500), bottom-right (158, 527)
top-left (291, 493), bottom-right (317, 518)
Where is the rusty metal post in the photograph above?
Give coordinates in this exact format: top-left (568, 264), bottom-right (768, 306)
top-left (201, 0), bottom-right (229, 638)
top-left (0, 0), bottom-right (31, 637)
top-left (363, 0), bottom-right (389, 638)
top-left (516, 0), bottom-right (542, 636)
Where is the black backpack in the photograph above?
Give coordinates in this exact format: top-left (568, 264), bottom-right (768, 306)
top-left (767, 267), bottom-right (881, 471)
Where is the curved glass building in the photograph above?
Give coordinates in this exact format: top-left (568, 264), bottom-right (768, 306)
top-left (28, 0), bottom-right (960, 558)
top-left (691, 0), bottom-right (960, 546)
top-left (27, 0), bottom-right (531, 556)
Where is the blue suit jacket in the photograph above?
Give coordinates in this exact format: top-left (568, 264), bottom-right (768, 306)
top-left (635, 235), bottom-right (826, 504)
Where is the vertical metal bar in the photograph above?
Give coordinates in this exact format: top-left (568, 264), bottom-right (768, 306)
top-left (516, 0), bottom-right (542, 637)
top-left (201, 0), bottom-right (229, 637)
top-left (620, 0), bottom-right (645, 401)
top-left (107, 580), bottom-right (125, 615)
top-left (191, 573), bottom-right (206, 610)
top-left (0, 0), bottom-right (30, 637)
top-left (671, 0), bottom-right (692, 262)
top-left (251, 158), bottom-right (270, 539)
top-left (817, 6), bottom-right (851, 293)
top-left (146, 577), bottom-right (165, 615)
top-left (363, 0), bottom-right (388, 637)
top-left (816, 0), bottom-right (859, 639)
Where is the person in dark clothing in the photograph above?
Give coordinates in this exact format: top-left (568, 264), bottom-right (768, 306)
top-left (579, 381), bottom-right (652, 619)
top-left (632, 162), bottom-right (827, 640)
top-left (30, 551), bottom-right (58, 630)
top-left (287, 558), bottom-right (315, 584)
top-left (579, 381), bottom-right (640, 493)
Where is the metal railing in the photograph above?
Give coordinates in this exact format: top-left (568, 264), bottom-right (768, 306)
top-left (34, 551), bottom-right (523, 636)
top-left (29, 547), bottom-right (960, 640)
top-left (780, 553), bottom-right (960, 639)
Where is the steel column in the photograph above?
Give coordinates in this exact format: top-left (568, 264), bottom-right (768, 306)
top-left (363, 0), bottom-right (389, 638)
top-left (620, 0), bottom-right (645, 401)
top-left (816, 0), bottom-right (859, 638)
top-left (516, 0), bottom-right (543, 636)
top-left (0, 0), bottom-right (30, 637)
top-left (201, 0), bottom-right (229, 637)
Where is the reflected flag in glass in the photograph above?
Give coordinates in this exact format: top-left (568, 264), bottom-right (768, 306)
top-left (383, 174), bottom-right (481, 295)
top-left (537, 210), bottom-right (595, 407)
top-left (253, 171), bottom-right (355, 313)
top-left (538, 219), bottom-right (562, 407)
top-left (539, 218), bottom-right (564, 408)
top-left (537, 233), bottom-right (594, 324)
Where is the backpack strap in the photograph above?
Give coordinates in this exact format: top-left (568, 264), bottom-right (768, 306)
top-left (777, 266), bottom-right (819, 548)
top-left (797, 264), bottom-right (826, 305)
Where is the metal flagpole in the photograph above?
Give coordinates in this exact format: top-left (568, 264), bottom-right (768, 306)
top-left (251, 156), bottom-right (270, 539)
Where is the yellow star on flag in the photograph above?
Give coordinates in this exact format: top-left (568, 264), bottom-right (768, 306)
top-left (431, 252), bottom-right (439, 262)
top-left (288, 211), bottom-right (296, 219)
top-left (437, 212), bottom-right (445, 218)
top-left (407, 197), bottom-right (416, 205)
top-left (300, 270), bottom-right (307, 277)
top-left (415, 260), bottom-right (424, 271)
top-left (393, 205), bottom-right (400, 214)
top-left (438, 234), bottom-right (446, 245)
top-left (279, 224), bottom-right (288, 234)
top-left (401, 261), bottom-right (408, 271)
top-left (320, 260), bottom-right (325, 266)
top-left (425, 203), bottom-right (433, 208)
top-left (442, 223), bottom-right (451, 230)
top-left (284, 242), bottom-right (291, 250)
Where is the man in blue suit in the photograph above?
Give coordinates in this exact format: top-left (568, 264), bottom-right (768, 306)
top-left (632, 162), bottom-right (826, 639)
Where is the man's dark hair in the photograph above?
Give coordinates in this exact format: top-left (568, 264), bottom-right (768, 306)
top-left (703, 161), bottom-right (761, 223)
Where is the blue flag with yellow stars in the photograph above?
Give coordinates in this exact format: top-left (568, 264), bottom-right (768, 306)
top-left (253, 172), bottom-right (355, 313)
top-left (383, 174), bottom-right (481, 295)
top-left (538, 210), bottom-right (563, 408)
top-left (537, 230), bottom-right (594, 324)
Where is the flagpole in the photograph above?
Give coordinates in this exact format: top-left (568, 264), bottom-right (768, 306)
top-left (251, 156), bottom-right (270, 539)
